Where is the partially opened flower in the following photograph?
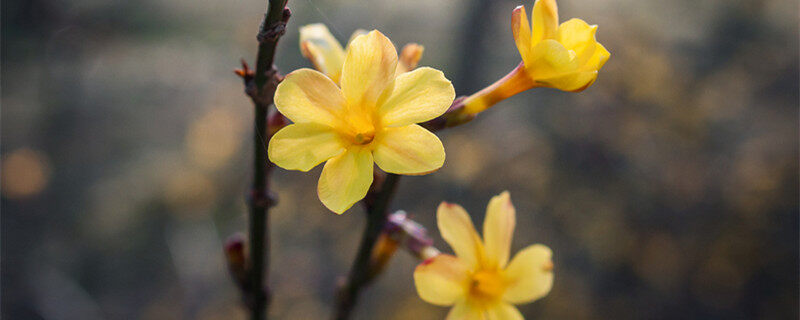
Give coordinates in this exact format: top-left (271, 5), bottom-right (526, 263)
top-left (414, 192), bottom-right (554, 319)
top-left (299, 24), bottom-right (425, 84)
top-left (269, 30), bottom-right (455, 214)
top-left (456, 0), bottom-right (610, 118)
top-left (512, 0), bottom-right (609, 91)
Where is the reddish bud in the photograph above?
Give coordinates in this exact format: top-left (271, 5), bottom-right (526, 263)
top-left (225, 233), bottom-right (249, 289)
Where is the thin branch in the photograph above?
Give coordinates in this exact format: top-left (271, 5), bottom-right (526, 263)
top-left (247, 103), bottom-right (272, 320)
top-left (253, 0), bottom-right (290, 95)
top-left (333, 173), bottom-right (402, 320)
top-left (236, 1), bottom-right (289, 320)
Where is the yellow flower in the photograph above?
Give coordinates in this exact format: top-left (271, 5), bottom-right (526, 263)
top-left (414, 192), bottom-right (554, 319)
top-left (299, 24), bottom-right (425, 84)
top-left (513, 0), bottom-right (609, 92)
top-left (269, 30), bottom-right (455, 214)
top-left (458, 0), bottom-right (609, 116)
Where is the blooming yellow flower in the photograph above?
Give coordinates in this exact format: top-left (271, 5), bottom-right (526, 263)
top-left (414, 192), bottom-right (554, 319)
top-left (458, 0), bottom-right (610, 116)
top-left (299, 24), bottom-right (425, 84)
top-left (513, 0), bottom-right (609, 92)
top-left (269, 30), bottom-right (455, 214)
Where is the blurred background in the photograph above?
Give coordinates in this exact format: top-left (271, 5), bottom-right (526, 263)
top-left (2, 0), bottom-right (798, 319)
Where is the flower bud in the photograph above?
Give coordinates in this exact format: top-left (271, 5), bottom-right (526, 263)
top-left (225, 233), bottom-right (249, 289)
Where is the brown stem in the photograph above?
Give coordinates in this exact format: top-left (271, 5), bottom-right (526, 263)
top-left (248, 103), bottom-right (273, 320)
top-left (333, 173), bottom-right (402, 320)
top-left (254, 1), bottom-right (289, 93)
top-left (239, 1), bottom-right (289, 320)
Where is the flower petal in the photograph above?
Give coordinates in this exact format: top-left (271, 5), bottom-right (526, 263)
top-left (538, 70), bottom-right (598, 92)
top-left (268, 123), bottom-right (347, 171)
top-left (413, 254), bottom-right (470, 306)
top-left (527, 39), bottom-right (579, 79)
top-left (557, 19), bottom-right (597, 66)
top-left (340, 30), bottom-right (398, 109)
top-left (299, 24), bottom-right (346, 83)
top-left (512, 5), bottom-right (533, 66)
top-left (378, 67), bottom-right (455, 127)
top-left (557, 19), bottom-right (610, 74)
top-left (274, 68), bottom-right (347, 127)
top-left (558, 18), bottom-right (611, 71)
top-left (486, 302), bottom-right (524, 320)
top-left (531, 0), bottom-right (559, 44)
top-left (397, 43), bottom-right (424, 74)
top-left (317, 148), bottom-right (374, 214)
top-left (347, 29), bottom-right (369, 47)
top-left (586, 42), bottom-right (610, 71)
top-left (437, 202), bottom-right (484, 270)
top-left (446, 299), bottom-right (485, 320)
top-left (372, 124), bottom-right (445, 174)
top-left (482, 191), bottom-right (516, 269)
top-left (502, 244), bottom-right (554, 304)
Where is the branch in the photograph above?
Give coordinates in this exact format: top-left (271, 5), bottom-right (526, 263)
top-left (333, 173), bottom-right (402, 320)
top-left (253, 1), bottom-right (290, 98)
top-left (231, 1), bottom-right (289, 320)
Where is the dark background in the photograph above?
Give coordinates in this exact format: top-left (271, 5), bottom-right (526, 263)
top-left (2, 0), bottom-right (798, 319)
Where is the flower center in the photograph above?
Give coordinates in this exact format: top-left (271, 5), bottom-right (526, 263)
top-left (353, 130), bottom-right (375, 145)
top-left (469, 270), bottom-right (506, 301)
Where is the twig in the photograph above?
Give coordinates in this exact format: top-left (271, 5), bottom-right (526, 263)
top-left (236, 1), bottom-right (289, 320)
top-left (333, 173), bottom-right (402, 320)
top-left (247, 102), bottom-right (273, 320)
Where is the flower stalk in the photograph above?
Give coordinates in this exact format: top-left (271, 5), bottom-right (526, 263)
top-left (422, 62), bottom-right (536, 131)
top-left (458, 62), bottom-right (536, 116)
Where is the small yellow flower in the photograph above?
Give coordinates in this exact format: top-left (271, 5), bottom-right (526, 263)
top-left (414, 192), bottom-right (554, 319)
top-left (512, 0), bottom-right (610, 92)
top-left (299, 24), bottom-right (425, 84)
top-left (269, 30), bottom-right (455, 214)
top-left (457, 0), bottom-right (610, 117)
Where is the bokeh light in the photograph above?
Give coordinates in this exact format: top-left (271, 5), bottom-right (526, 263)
top-left (1, 148), bottom-right (51, 199)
